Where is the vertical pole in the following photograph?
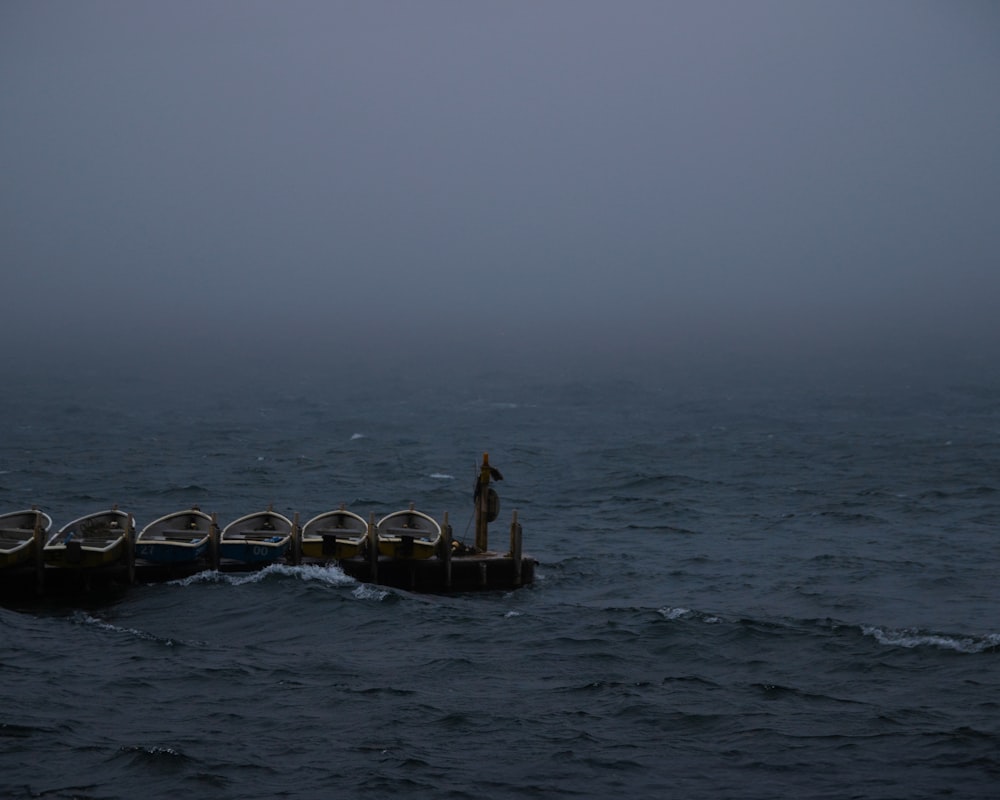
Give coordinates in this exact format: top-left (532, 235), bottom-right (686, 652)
top-left (510, 509), bottom-right (522, 588)
top-left (368, 512), bottom-right (378, 584)
top-left (126, 513), bottom-right (136, 585)
top-left (33, 512), bottom-right (45, 596)
top-left (441, 511), bottom-right (452, 591)
top-left (290, 511), bottom-right (301, 565)
top-left (475, 452), bottom-right (491, 553)
top-left (209, 513), bottom-right (220, 570)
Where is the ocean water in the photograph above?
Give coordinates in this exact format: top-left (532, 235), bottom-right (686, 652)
top-left (1, 359), bottom-right (998, 799)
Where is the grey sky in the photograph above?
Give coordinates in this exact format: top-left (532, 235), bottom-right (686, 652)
top-left (2, 1), bottom-right (998, 375)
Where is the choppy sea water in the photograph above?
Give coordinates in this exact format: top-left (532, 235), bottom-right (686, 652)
top-left (1, 361), bottom-right (998, 799)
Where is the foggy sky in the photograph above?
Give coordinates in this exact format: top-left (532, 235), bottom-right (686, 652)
top-left (2, 1), bottom-right (998, 378)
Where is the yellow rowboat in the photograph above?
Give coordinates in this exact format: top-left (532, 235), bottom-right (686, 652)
top-left (301, 506), bottom-right (368, 560)
top-left (0, 509), bottom-right (52, 569)
top-left (376, 506), bottom-right (441, 560)
top-left (44, 508), bottom-right (132, 568)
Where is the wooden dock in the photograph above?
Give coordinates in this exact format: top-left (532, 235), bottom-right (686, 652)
top-left (1, 456), bottom-right (535, 602)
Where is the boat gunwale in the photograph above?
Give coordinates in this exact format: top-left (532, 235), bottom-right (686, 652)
top-left (45, 509), bottom-right (131, 553)
top-left (301, 508), bottom-right (368, 544)
top-left (137, 509), bottom-right (214, 548)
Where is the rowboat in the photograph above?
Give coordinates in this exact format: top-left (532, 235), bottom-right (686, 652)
top-left (219, 508), bottom-right (292, 564)
top-left (44, 508), bottom-right (132, 568)
top-left (376, 506), bottom-right (442, 560)
top-left (0, 509), bottom-right (53, 568)
top-left (301, 506), bottom-right (368, 560)
top-left (136, 508), bottom-right (214, 564)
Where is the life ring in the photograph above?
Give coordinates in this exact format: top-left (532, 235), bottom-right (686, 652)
top-left (486, 488), bottom-right (500, 523)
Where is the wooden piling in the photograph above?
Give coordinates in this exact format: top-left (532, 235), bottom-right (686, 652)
top-left (208, 513), bottom-right (220, 570)
top-left (367, 512), bottom-right (378, 584)
top-left (290, 511), bottom-right (301, 566)
top-left (510, 509), bottom-right (522, 587)
top-left (125, 514), bottom-right (136, 584)
top-left (441, 511), bottom-right (452, 591)
top-left (33, 512), bottom-right (45, 595)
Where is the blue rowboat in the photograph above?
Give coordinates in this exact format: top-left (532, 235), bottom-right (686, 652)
top-left (136, 508), bottom-right (213, 564)
top-left (220, 509), bottom-right (292, 564)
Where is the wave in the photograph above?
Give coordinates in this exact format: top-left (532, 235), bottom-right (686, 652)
top-left (862, 625), bottom-right (1000, 654)
top-left (352, 583), bottom-right (390, 602)
top-left (654, 608), bottom-right (1000, 655)
top-left (117, 743), bottom-right (187, 759)
top-left (429, 473), bottom-right (454, 480)
top-left (168, 563), bottom-right (356, 588)
top-left (147, 484), bottom-right (211, 497)
top-left (657, 606), bottom-right (723, 624)
top-left (70, 611), bottom-right (187, 646)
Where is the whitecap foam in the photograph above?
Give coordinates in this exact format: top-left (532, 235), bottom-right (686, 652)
top-left (168, 569), bottom-right (224, 587)
top-left (72, 611), bottom-right (178, 645)
top-left (429, 472), bottom-right (454, 480)
top-left (168, 563), bottom-right (354, 588)
top-left (350, 432), bottom-right (365, 440)
top-left (862, 625), bottom-right (1000, 654)
top-left (352, 583), bottom-right (389, 601)
top-left (657, 606), bottom-right (723, 624)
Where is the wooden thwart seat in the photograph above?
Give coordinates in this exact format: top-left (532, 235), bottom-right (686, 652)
top-left (382, 527), bottom-right (433, 538)
top-left (229, 530), bottom-right (288, 539)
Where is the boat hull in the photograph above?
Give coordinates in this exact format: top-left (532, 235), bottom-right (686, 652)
top-left (300, 509), bottom-right (368, 561)
top-left (136, 509), bottom-right (213, 565)
top-left (0, 541), bottom-right (34, 569)
top-left (376, 508), bottom-right (442, 561)
top-left (44, 539), bottom-right (126, 568)
top-left (301, 538), bottom-right (363, 560)
top-left (220, 510), bottom-right (292, 565)
top-left (219, 540), bottom-right (288, 564)
top-left (135, 539), bottom-right (209, 564)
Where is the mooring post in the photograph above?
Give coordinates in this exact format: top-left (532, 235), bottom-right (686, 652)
top-left (441, 510), bottom-right (452, 591)
top-left (33, 512), bottom-right (45, 596)
top-left (126, 514), bottom-right (136, 584)
top-left (290, 511), bottom-right (301, 565)
top-left (209, 513), bottom-right (220, 570)
top-left (510, 509), bottom-right (522, 588)
top-left (368, 512), bottom-right (378, 584)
